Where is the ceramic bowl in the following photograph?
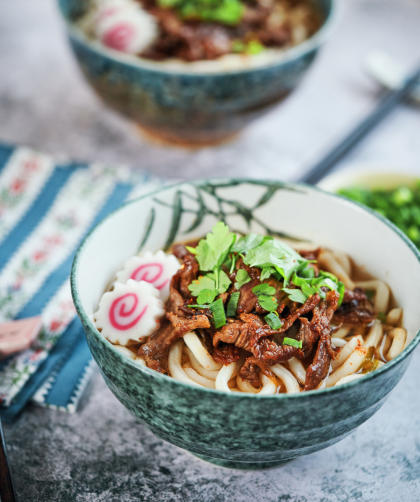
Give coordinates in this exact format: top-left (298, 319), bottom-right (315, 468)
top-left (57, 0), bottom-right (336, 146)
top-left (71, 179), bottom-right (420, 469)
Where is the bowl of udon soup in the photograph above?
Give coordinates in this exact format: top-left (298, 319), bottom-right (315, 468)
top-left (71, 179), bottom-right (420, 469)
top-left (58, 0), bottom-right (335, 145)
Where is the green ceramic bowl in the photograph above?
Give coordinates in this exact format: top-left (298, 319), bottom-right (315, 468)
top-left (71, 179), bottom-right (420, 469)
top-left (58, 0), bottom-right (336, 146)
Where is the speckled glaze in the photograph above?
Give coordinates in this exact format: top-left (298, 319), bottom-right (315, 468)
top-left (71, 179), bottom-right (420, 469)
top-left (57, 0), bottom-right (335, 145)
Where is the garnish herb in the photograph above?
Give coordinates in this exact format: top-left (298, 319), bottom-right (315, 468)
top-left (187, 223), bottom-right (345, 312)
top-left (265, 312), bottom-right (282, 330)
top-left (209, 298), bottom-right (226, 329)
top-left (282, 288), bottom-right (307, 304)
top-left (234, 269), bottom-right (251, 290)
top-left (252, 284), bottom-right (278, 312)
top-left (282, 337), bottom-right (303, 349)
top-left (193, 222), bottom-right (236, 288)
top-left (227, 291), bottom-right (240, 317)
top-left (158, 0), bottom-right (244, 25)
top-left (338, 182), bottom-right (420, 249)
top-left (244, 239), bottom-right (306, 285)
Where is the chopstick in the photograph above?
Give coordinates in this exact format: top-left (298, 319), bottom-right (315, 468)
top-left (300, 63), bottom-right (420, 185)
top-left (0, 416), bottom-right (17, 502)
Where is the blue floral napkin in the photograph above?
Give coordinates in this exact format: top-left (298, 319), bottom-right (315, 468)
top-left (0, 142), bottom-right (160, 421)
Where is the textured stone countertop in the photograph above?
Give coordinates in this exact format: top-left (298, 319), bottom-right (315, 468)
top-left (1, 0), bottom-right (420, 500)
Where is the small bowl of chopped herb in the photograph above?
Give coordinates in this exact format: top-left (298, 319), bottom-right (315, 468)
top-left (57, 0), bottom-right (336, 146)
top-left (318, 167), bottom-right (420, 248)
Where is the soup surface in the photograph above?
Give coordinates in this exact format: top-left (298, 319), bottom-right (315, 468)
top-left (94, 223), bottom-right (406, 394)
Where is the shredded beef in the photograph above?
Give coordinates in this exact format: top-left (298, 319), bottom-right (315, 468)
top-left (213, 343), bottom-right (239, 365)
top-left (137, 320), bottom-right (176, 373)
top-left (139, 0), bottom-right (321, 62)
top-left (237, 278), bottom-right (260, 314)
top-left (166, 312), bottom-right (210, 335)
top-left (179, 255), bottom-right (199, 298)
top-left (239, 356), bottom-right (277, 385)
top-left (334, 287), bottom-right (375, 326)
top-left (304, 291), bottom-right (339, 390)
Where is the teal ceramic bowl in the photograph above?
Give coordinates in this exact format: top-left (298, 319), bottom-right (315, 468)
top-left (57, 0), bottom-right (336, 146)
top-left (71, 179), bottom-right (420, 469)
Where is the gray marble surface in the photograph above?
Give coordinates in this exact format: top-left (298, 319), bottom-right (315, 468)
top-left (1, 0), bottom-right (420, 500)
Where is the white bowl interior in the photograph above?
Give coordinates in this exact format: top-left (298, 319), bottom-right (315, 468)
top-left (74, 181), bottom-right (420, 346)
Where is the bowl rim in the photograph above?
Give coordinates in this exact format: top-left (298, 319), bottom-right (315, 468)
top-left (58, 0), bottom-right (338, 77)
top-left (317, 164), bottom-right (420, 192)
top-left (71, 178), bottom-right (420, 400)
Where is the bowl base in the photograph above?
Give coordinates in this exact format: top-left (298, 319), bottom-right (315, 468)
top-left (189, 452), bottom-right (293, 470)
top-left (136, 124), bottom-right (240, 148)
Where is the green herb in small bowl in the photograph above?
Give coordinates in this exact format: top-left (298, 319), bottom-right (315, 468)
top-left (338, 180), bottom-right (420, 249)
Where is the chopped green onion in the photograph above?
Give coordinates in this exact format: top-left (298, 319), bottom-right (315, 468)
top-left (265, 312), bottom-right (282, 330)
top-left (186, 246), bottom-right (197, 254)
top-left (282, 337), bottom-right (302, 349)
top-left (210, 298), bottom-right (226, 329)
top-left (227, 292), bottom-right (240, 317)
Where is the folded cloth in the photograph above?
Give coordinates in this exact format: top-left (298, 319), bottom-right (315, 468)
top-left (0, 142), bottom-right (161, 421)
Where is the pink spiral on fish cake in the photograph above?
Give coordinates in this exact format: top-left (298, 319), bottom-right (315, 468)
top-left (109, 293), bottom-right (147, 331)
top-left (130, 263), bottom-right (169, 291)
top-left (102, 23), bottom-right (136, 52)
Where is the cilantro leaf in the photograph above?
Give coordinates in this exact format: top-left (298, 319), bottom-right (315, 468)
top-left (232, 233), bottom-right (268, 254)
top-left (252, 283), bottom-right (278, 312)
top-left (234, 269), bottom-right (251, 289)
top-left (197, 289), bottom-right (218, 304)
top-left (283, 288), bottom-right (307, 304)
top-left (260, 266), bottom-right (276, 281)
top-left (283, 337), bottom-right (302, 349)
top-left (189, 270), bottom-right (231, 304)
top-left (188, 275), bottom-right (216, 298)
top-left (244, 239), bottom-right (306, 285)
top-left (208, 270), bottom-right (231, 295)
top-left (194, 222), bottom-right (236, 272)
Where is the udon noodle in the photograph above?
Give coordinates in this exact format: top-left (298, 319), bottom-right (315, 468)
top-left (94, 223), bottom-right (407, 394)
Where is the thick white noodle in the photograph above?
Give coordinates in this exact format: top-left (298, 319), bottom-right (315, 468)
top-left (288, 357), bottom-right (306, 385)
top-left (355, 279), bottom-right (390, 313)
top-left (259, 375), bottom-right (277, 395)
top-left (326, 346), bottom-right (368, 387)
top-left (335, 374), bottom-right (365, 386)
top-left (135, 356), bottom-right (146, 366)
top-left (363, 320), bottom-right (383, 348)
top-left (185, 347), bottom-right (219, 380)
top-left (331, 335), bottom-right (363, 370)
top-left (114, 345), bottom-right (136, 359)
top-left (215, 362), bottom-right (236, 392)
top-left (387, 308), bottom-right (403, 326)
top-left (271, 364), bottom-right (300, 393)
top-left (169, 340), bottom-right (203, 387)
top-left (318, 249), bottom-right (355, 290)
top-left (332, 326), bottom-right (351, 339)
top-left (182, 363), bottom-right (216, 388)
top-left (183, 331), bottom-right (222, 370)
top-left (387, 328), bottom-right (407, 360)
top-left (236, 375), bottom-right (260, 393)
top-left (332, 251), bottom-right (352, 276)
top-left (331, 338), bottom-right (347, 348)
